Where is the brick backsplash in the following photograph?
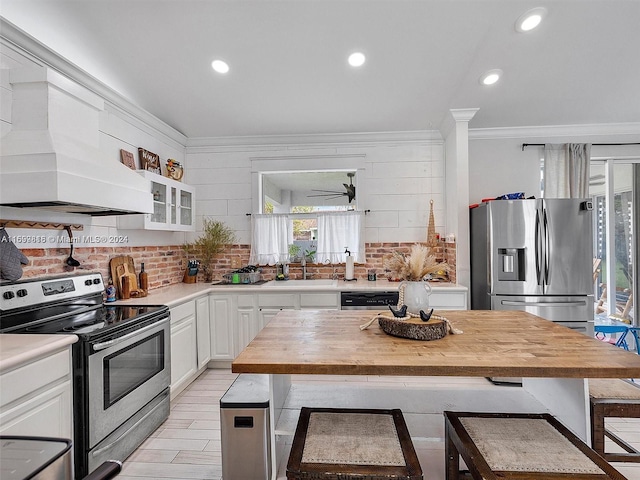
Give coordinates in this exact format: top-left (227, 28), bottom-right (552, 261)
top-left (20, 246), bottom-right (185, 290)
top-left (18, 242), bottom-right (457, 289)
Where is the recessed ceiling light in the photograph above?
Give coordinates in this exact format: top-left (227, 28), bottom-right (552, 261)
top-left (479, 69), bottom-right (503, 86)
top-left (211, 59), bottom-right (229, 74)
top-left (516, 7), bottom-right (547, 32)
top-left (348, 52), bottom-right (366, 67)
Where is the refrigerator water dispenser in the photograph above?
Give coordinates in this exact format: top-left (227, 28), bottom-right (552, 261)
top-left (497, 248), bottom-right (525, 281)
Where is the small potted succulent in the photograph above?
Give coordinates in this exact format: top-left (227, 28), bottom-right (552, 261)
top-left (304, 247), bottom-right (316, 264)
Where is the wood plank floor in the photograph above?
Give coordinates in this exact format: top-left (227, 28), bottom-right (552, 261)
top-left (119, 369), bottom-right (640, 480)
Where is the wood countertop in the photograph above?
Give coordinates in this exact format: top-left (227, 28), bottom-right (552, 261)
top-left (232, 310), bottom-right (640, 378)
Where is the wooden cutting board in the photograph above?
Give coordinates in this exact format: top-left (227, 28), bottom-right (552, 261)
top-left (110, 255), bottom-right (139, 298)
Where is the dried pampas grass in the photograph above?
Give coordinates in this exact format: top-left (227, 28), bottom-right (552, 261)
top-left (384, 243), bottom-right (450, 281)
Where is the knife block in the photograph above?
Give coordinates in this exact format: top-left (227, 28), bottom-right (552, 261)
top-left (183, 269), bottom-right (197, 283)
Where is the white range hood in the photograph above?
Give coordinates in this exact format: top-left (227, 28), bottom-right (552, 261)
top-left (0, 66), bottom-right (153, 216)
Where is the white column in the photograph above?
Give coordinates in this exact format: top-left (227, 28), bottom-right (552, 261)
top-left (442, 108), bottom-right (478, 290)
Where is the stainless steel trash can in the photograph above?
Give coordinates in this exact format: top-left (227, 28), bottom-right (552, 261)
top-left (220, 374), bottom-right (271, 480)
top-left (0, 436), bottom-right (72, 480)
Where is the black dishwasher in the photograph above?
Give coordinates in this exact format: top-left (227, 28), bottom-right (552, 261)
top-left (340, 291), bottom-right (399, 310)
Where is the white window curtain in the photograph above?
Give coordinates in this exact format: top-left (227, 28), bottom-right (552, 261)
top-left (543, 143), bottom-right (591, 198)
top-left (249, 214), bottom-right (292, 265)
top-left (316, 211), bottom-right (365, 264)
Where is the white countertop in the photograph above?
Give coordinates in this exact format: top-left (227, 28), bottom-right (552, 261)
top-left (0, 280), bottom-right (466, 373)
top-left (115, 279), bottom-right (467, 308)
top-left (0, 334), bottom-right (77, 373)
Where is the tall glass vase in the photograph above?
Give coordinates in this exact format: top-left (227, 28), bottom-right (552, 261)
top-left (399, 281), bottom-right (432, 315)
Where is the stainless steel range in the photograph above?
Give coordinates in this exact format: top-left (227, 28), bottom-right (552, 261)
top-left (0, 272), bottom-right (171, 479)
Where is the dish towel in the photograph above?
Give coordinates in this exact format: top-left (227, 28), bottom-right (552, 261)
top-left (0, 227), bottom-right (29, 281)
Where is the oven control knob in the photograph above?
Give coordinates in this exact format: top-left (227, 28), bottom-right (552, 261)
top-left (2, 291), bottom-right (15, 300)
top-left (16, 289), bottom-right (28, 298)
top-left (85, 280), bottom-right (92, 286)
top-left (93, 278), bottom-right (101, 285)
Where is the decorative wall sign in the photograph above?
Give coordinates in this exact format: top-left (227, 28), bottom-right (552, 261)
top-left (166, 159), bottom-right (184, 181)
top-left (120, 149), bottom-right (136, 170)
top-left (138, 148), bottom-right (161, 174)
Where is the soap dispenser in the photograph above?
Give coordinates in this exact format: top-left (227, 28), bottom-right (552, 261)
top-left (344, 247), bottom-right (355, 281)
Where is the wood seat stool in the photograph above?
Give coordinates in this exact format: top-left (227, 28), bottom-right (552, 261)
top-left (287, 407), bottom-right (423, 480)
top-left (590, 378), bottom-right (640, 462)
top-left (444, 411), bottom-right (627, 479)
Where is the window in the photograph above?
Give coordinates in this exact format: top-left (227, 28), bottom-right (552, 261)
top-left (261, 170), bottom-right (357, 214)
top-left (591, 160), bottom-right (638, 325)
top-left (249, 210), bottom-right (365, 266)
top-left (253, 170), bottom-right (364, 265)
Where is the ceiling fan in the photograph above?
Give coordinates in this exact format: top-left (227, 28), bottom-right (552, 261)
top-left (307, 172), bottom-right (356, 203)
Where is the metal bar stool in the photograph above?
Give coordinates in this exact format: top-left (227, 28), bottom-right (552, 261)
top-left (628, 327), bottom-right (640, 354)
top-left (594, 324), bottom-right (630, 350)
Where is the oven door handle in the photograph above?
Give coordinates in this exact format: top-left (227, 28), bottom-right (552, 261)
top-left (92, 316), bottom-right (169, 351)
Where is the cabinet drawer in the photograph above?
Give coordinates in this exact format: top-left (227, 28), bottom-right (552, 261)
top-left (237, 295), bottom-right (256, 308)
top-left (430, 292), bottom-right (467, 309)
top-left (300, 293), bottom-right (339, 309)
top-left (0, 381), bottom-right (72, 438)
top-left (0, 350), bottom-right (70, 407)
top-left (171, 300), bottom-right (196, 323)
top-left (258, 294), bottom-right (296, 308)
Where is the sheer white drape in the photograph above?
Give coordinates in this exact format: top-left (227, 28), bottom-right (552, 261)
top-left (316, 211), bottom-right (365, 264)
top-left (543, 143), bottom-right (591, 198)
top-left (248, 214), bottom-right (292, 265)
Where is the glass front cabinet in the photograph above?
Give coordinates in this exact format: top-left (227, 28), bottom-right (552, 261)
top-left (118, 171), bottom-right (195, 231)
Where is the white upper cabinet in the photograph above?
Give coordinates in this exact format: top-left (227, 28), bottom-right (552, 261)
top-left (118, 171), bottom-right (195, 231)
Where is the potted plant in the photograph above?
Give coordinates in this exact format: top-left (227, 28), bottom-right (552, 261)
top-left (184, 219), bottom-right (236, 282)
top-left (288, 243), bottom-right (301, 263)
top-left (304, 247), bottom-right (316, 264)
top-left (383, 243), bottom-right (450, 314)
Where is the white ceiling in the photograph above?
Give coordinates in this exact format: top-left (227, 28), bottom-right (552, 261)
top-left (1, 0), bottom-right (639, 139)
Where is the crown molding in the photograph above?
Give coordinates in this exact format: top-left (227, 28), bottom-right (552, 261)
top-left (469, 123), bottom-right (640, 140)
top-left (0, 17), bottom-right (187, 147)
top-left (186, 130), bottom-right (443, 151)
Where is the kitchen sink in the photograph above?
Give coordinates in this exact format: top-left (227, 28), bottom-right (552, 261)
top-left (262, 279), bottom-right (338, 288)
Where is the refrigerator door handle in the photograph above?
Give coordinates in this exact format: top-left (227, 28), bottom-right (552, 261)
top-left (535, 208), bottom-right (543, 285)
top-left (501, 300), bottom-right (587, 307)
top-left (543, 207), bottom-right (551, 286)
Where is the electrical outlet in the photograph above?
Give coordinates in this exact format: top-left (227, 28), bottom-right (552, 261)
top-left (231, 257), bottom-right (241, 269)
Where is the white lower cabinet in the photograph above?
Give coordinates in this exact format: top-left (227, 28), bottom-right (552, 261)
top-left (170, 301), bottom-right (197, 398)
top-left (430, 290), bottom-right (468, 310)
top-left (206, 288), bottom-right (467, 367)
top-left (196, 296), bottom-right (211, 369)
top-left (0, 348), bottom-right (73, 438)
top-left (258, 309), bottom-right (282, 330)
top-left (236, 295), bottom-right (259, 353)
top-left (257, 293), bottom-right (297, 351)
top-left (300, 292), bottom-right (339, 309)
top-left (170, 295), bottom-right (212, 398)
top-left (209, 295), bottom-right (235, 361)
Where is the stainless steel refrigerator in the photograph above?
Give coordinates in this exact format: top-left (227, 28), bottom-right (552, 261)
top-left (470, 199), bottom-right (594, 382)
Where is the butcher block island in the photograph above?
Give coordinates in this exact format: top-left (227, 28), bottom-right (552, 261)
top-left (232, 310), bottom-right (640, 480)
top-left (232, 310), bottom-right (640, 378)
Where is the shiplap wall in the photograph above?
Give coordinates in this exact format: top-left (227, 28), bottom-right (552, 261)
top-left (185, 139), bottom-right (445, 244)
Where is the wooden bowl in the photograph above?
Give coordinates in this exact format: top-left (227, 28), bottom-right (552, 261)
top-left (378, 316), bottom-right (447, 341)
